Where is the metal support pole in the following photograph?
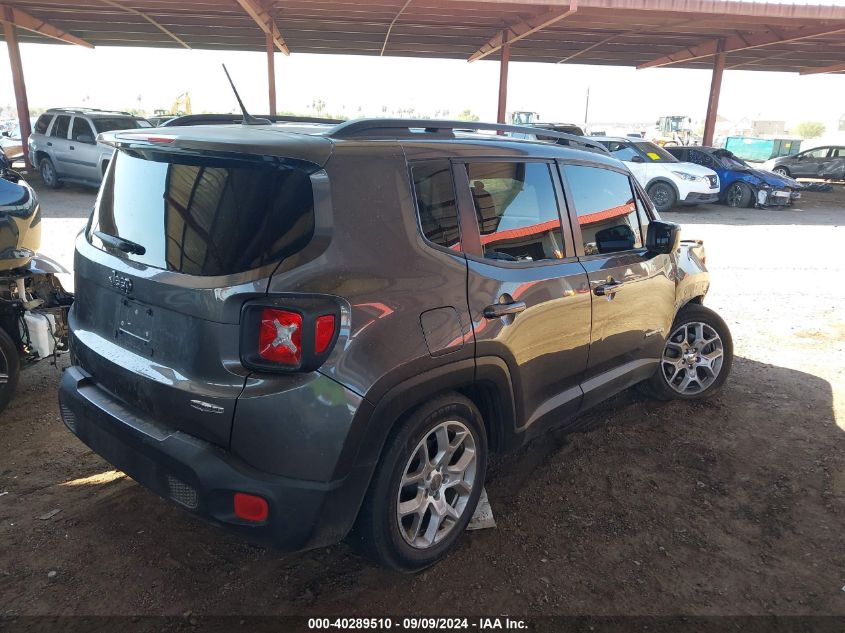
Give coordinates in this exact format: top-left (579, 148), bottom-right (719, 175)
top-left (702, 38), bottom-right (726, 147)
top-left (3, 8), bottom-right (33, 170)
top-left (497, 31), bottom-right (510, 125)
top-left (266, 32), bottom-right (277, 116)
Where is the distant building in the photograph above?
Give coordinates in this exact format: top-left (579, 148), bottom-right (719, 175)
top-left (751, 120), bottom-right (786, 136)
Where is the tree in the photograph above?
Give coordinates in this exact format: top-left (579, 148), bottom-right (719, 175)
top-left (794, 121), bottom-right (825, 139)
top-left (457, 108), bottom-right (480, 122)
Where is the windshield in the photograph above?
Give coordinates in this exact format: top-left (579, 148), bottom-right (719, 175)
top-left (90, 149), bottom-right (315, 276)
top-left (92, 117), bottom-right (149, 133)
top-left (633, 142), bottom-right (678, 163)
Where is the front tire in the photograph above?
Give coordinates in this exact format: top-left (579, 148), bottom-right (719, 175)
top-left (725, 182), bottom-right (753, 208)
top-left (39, 157), bottom-right (62, 189)
top-left (645, 304), bottom-right (733, 401)
top-left (354, 393), bottom-right (487, 572)
top-left (647, 182), bottom-right (677, 213)
top-left (0, 328), bottom-right (21, 413)
top-left (773, 166), bottom-right (790, 178)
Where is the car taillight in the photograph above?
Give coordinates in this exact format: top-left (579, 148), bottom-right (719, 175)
top-left (258, 308), bottom-right (302, 365)
top-left (315, 315), bottom-right (336, 354)
top-left (241, 298), bottom-right (342, 373)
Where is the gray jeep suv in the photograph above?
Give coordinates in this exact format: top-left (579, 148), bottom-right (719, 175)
top-left (28, 108), bottom-right (151, 189)
top-left (59, 119), bottom-right (733, 570)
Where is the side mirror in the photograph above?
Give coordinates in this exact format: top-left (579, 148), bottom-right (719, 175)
top-left (646, 220), bottom-right (681, 255)
top-left (1, 131), bottom-right (8, 137)
top-left (77, 134), bottom-right (95, 144)
top-left (630, 155), bottom-right (645, 163)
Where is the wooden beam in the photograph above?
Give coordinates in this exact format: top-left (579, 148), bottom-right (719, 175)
top-left (800, 61), bottom-right (845, 75)
top-left (266, 32), bottom-right (276, 115)
top-left (3, 8), bottom-right (32, 169)
top-left (497, 32), bottom-right (510, 124)
top-left (0, 4), bottom-right (93, 48)
top-left (235, 0), bottom-right (289, 55)
top-left (702, 38), bottom-right (725, 147)
top-left (639, 23), bottom-right (845, 69)
top-left (99, 0), bottom-right (190, 49)
top-left (469, 1), bottom-right (577, 63)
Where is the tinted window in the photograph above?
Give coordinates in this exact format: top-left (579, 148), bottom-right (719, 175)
top-left (34, 114), bottom-right (52, 135)
top-left (91, 150), bottom-right (314, 276)
top-left (50, 115), bottom-right (70, 139)
top-left (633, 142), bottom-right (677, 163)
top-left (562, 164), bottom-right (642, 255)
top-left (411, 161), bottom-right (460, 250)
top-left (71, 117), bottom-right (94, 142)
top-left (601, 141), bottom-right (639, 161)
top-left (802, 148), bottom-right (828, 159)
top-left (467, 162), bottom-right (564, 263)
top-left (831, 148), bottom-right (845, 158)
top-left (92, 117), bottom-right (146, 133)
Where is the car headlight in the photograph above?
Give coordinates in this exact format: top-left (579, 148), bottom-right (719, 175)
top-left (672, 171), bottom-right (701, 182)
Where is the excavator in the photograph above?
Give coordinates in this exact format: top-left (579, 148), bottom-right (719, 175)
top-left (150, 93), bottom-right (192, 125)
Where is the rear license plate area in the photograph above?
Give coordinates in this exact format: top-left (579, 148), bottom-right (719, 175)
top-left (117, 298), bottom-right (154, 354)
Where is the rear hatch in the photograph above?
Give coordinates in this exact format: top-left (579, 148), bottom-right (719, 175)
top-left (71, 127), bottom-right (332, 447)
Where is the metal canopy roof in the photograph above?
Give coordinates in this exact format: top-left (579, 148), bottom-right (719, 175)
top-left (2, 0), bottom-right (845, 74)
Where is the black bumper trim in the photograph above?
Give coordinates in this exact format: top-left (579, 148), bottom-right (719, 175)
top-left (58, 365), bottom-right (368, 551)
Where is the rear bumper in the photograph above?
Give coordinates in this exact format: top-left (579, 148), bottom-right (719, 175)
top-left (58, 365), bottom-right (371, 551)
top-left (682, 192), bottom-right (720, 204)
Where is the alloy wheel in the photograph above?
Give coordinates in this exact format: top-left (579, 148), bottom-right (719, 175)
top-left (650, 185), bottom-right (670, 208)
top-left (41, 161), bottom-right (54, 186)
top-left (396, 420), bottom-right (477, 549)
top-left (726, 183), bottom-right (743, 207)
top-left (661, 321), bottom-right (725, 395)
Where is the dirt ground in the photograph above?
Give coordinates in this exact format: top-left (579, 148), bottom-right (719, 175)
top-left (1, 179), bottom-right (844, 620)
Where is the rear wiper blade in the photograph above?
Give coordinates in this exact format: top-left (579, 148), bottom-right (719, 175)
top-left (94, 230), bottom-right (146, 255)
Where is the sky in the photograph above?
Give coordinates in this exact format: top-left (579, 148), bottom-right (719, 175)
top-left (1, 29), bottom-right (844, 131)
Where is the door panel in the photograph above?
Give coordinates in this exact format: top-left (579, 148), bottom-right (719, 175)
top-left (456, 160), bottom-right (591, 434)
top-left (559, 162), bottom-right (676, 407)
top-left (68, 117), bottom-right (99, 180)
top-left (47, 115), bottom-right (73, 175)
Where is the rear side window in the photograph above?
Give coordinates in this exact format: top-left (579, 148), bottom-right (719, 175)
top-left (411, 161), bottom-right (461, 250)
top-left (466, 161), bottom-right (564, 263)
top-left (50, 115), bottom-right (70, 139)
top-left (34, 114), bottom-right (52, 135)
top-left (91, 150), bottom-right (315, 276)
top-left (562, 164), bottom-right (642, 255)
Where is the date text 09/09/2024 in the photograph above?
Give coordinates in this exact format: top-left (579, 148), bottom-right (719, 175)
top-left (307, 617), bottom-right (528, 630)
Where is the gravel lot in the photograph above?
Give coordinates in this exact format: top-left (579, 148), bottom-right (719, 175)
top-left (1, 178), bottom-right (843, 620)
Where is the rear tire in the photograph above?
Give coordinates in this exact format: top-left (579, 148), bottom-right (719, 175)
top-left (647, 182), bottom-right (677, 213)
top-left (39, 157), bottom-right (62, 189)
top-left (0, 328), bottom-right (21, 413)
top-left (645, 304), bottom-right (733, 401)
top-left (353, 393), bottom-right (487, 572)
top-left (725, 181), bottom-right (753, 208)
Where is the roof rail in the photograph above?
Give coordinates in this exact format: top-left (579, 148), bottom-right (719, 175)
top-left (161, 113), bottom-right (343, 127)
top-left (49, 107), bottom-right (134, 116)
top-left (328, 118), bottom-right (608, 152)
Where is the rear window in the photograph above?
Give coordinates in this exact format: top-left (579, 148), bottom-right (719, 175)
top-left (90, 150), bottom-right (315, 276)
top-left (92, 117), bottom-right (148, 133)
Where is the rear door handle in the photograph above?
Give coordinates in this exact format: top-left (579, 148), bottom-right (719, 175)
top-left (46, 141), bottom-right (52, 146)
top-left (69, 145), bottom-right (75, 150)
top-left (483, 301), bottom-right (527, 319)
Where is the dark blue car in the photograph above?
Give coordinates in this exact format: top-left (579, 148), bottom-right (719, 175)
top-left (667, 146), bottom-right (802, 208)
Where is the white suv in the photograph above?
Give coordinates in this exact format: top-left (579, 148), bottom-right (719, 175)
top-left (594, 137), bottom-right (720, 212)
